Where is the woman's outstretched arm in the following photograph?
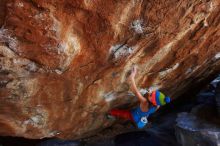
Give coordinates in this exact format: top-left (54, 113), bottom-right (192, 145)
top-left (128, 66), bottom-right (147, 104)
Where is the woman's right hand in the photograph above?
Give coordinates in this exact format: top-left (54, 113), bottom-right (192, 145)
top-left (129, 66), bottom-right (137, 81)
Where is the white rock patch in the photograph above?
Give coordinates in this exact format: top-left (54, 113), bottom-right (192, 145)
top-left (0, 28), bottom-right (18, 50)
top-left (23, 115), bottom-right (44, 128)
top-left (16, 2), bottom-right (24, 7)
top-left (109, 44), bottom-right (134, 61)
top-left (131, 19), bottom-right (144, 34)
top-left (214, 52), bottom-right (220, 59)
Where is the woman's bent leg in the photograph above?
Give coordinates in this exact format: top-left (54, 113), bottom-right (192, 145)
top-left (110, 109), bottom-right (133, 121)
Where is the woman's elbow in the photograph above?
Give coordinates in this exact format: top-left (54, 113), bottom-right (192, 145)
top-left (140, 98), bottom-right (147, 104)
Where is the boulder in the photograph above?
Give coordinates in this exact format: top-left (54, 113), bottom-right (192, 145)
top-left (0, 0), bottom-right (220, 139)
top-left (215, 78), bottom-right (220, 115)
top-left (175, 112), bottom-right (220, 146)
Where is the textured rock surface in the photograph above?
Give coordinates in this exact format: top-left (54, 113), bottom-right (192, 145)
top-left (0, 0), bottom-right (220, 139)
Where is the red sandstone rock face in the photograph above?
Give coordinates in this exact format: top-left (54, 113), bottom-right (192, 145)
top-left (0, 0), bottom-right (220, 139)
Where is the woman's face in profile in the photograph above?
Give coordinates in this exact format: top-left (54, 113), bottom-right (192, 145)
top-left (145, 92), bottom-right (153, 103)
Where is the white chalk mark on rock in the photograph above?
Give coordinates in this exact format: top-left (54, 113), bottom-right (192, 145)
top-left (159, 63), bottom-right (180, 77)
top-left (185, 68), bottom-right (193, 74)
top-left (55, 69), bottom-right (63, 75)
top-left (104, 92), bottom-right (117, 102)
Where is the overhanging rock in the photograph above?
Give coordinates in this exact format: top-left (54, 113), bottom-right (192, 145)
top-left (0, 0), bottom-right (220, 139)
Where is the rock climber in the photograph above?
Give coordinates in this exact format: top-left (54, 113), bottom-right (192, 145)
top-left (108, 66), bottom-right (171, 129)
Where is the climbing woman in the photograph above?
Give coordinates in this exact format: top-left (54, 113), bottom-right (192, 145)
top-left (108, 66), bottom-right (171, 129)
